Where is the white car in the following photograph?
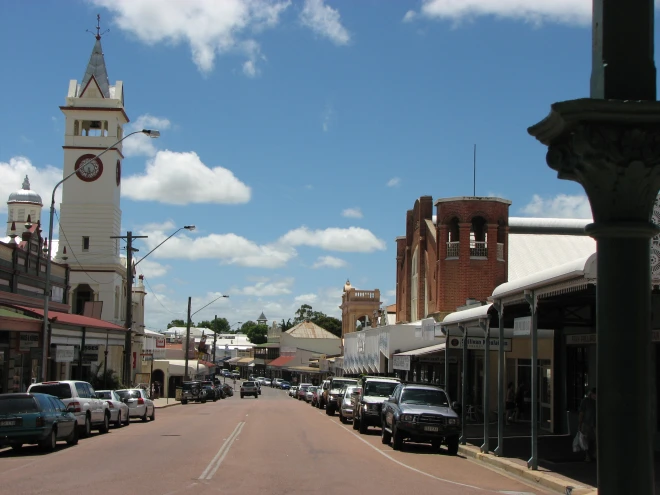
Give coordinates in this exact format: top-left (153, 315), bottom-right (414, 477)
top-left (28, 380), bottom-right (111, 437)
top-left (289, 386), bottom-right (298, 397)
top-left (96, 390), bottom-right (130, 427)
top-left (116, 389), bottom-right (155, 422)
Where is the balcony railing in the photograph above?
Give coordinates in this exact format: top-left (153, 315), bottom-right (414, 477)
top-left (497, 243), bottom-right (504, 261)
top-left (446, 241), bottom-right (459, 258)
top-left (470, 241), bottom-right (487, 258)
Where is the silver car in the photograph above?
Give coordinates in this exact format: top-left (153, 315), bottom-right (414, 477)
top-left (339, 386), bottom-right (359, 424)
top-left (116, 389), bottom-right (155, 421)
top-left (96, 390), bottom-right (130, 427)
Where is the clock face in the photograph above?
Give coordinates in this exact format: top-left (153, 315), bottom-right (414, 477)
top-left (116, 160), bottom-right (121, 186)
top-left (75, 154), bottom-right (104, 182)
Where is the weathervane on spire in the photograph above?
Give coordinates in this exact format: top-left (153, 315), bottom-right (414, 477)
top-left (87, 14), bottom-right (109, 40)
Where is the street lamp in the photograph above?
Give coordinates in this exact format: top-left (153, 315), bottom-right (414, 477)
top-left (134, 225), bottom-right (195, 266)
top-left (41, 129), bottom-right (160, 382)
top-left (184, 294), bottom-right (229, 381)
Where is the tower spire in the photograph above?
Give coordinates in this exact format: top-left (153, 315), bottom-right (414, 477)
top-left (81, 14), bottom-right (111, 98)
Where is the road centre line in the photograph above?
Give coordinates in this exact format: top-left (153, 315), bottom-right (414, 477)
top-left (199, 421), bottom-right (245, 480)
top-left (329, 418), bottom-right (521, 494)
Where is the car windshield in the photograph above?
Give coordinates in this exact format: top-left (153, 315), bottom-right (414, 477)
top-left (308, 386), bottom-right (317, 392)
top-left (116, 390), bottom-right (141, 399)
top-left (243, 382), bottom-right (255, 386)
top-left (344, 386), bottom-right (359, 396)
top-left (0, 397), bottom-right (39, 415)
top-left (96, 391), bottom-right (113, 399)
top-left (400, 389), bottom-right (449, 406)
top-left (332, 381), bottom-right (356, 390)
top-left (365, 382), bottom-right (399, 397)
top-left (281, 381), bottom-right (290, 386)
top-left (29, 383), bottom-right (72, 399)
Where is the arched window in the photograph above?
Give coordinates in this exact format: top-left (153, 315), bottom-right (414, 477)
top-left (411, 246), bottom-right (419, 322)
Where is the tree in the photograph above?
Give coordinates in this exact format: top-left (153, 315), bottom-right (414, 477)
top-left (241, 321), bottom-right (268, 344)
top-left (294, 304), bottom-right (313, 323)
top-left (291, 304), bottom-right (342, 338)
top-left (280, 318), bottom-right (294, 331)
top-left (198, 317), bottom-right (230, 334)
top-left (167, 319), bottom-right (186, 328)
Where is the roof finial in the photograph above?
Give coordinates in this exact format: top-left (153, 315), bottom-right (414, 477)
top-left (87, 14), bottom-right (109, 41)
top-left (22, 175), bottom-right (30, 190)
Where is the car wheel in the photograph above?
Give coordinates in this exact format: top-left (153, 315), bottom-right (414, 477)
top-left (326, 405), bottom-right (334, 416)
top-left (149, 407), bottom-right (155, 421)
top-left (81, 415), bottom-right (92, 438)
top-left (181, 399), bottom-right (188, 405)
top-left (141, 408), bottom-right (148, 422)
top-left (115, 411), bottom-right (122, 428)
top-left (340, 413), bottom-right (348, 424)
top-left (381, 423), bottom-right (391, 445)
top-left (241, 394), bottom-right (244, 399)
top-left (99, 413), bottom-right (110, 434)
top-left (392, 425), bottom-right (404, 451)
top-left (447, 436), bottom-right (459, 456)
top-left (40, 429), bottom-right (57, 451)
top-left (352, 417), bottom-right (360, 430)
top-left (359, 417), bottom-right (369, 434)
top-left (123, 410), bottom-right (130, 426)
top-left (10, 443), bottom-right (23, 451)
top-left (431, 440), bottom-right (441, 450)
top-left (66, 425), bottom-right (79, 446)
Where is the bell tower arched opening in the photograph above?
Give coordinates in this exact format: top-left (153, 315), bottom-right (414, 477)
top-left (73, 283), bottom-right (95, 315)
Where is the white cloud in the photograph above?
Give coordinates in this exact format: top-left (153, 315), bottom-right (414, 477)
top-left (520, 194), bottom-right (593, 219)
top-left (322, 103), bottom-right (334, 132)
top-left (402, 10), bottom-right (417, 22)
top-left (279, 226), bottom-right (386, 252)
top-left (233, 278), bottom-right (294, 296)
top-left (122, 115), bottom-right (172, 157)
top-left (341, 207), bottom-right (362, 219)
top-left (122, 150), bottom-right (251, 205)
top-left (294, 293), bottom-right (318, 304)
top-left (0, 157), bottom-right (62, 214)
top-left (137, 221), bottom-right (296, 268)
top-left (300, 0), bottom-right (350, 45)
top-left (91, 0), bottom-right (291, 74)
top-left (243, 60), bottom-right (258, 78)
top-left (312, 256), bottom-right (347, 269)
top-left (414, 0), bottom-right (592, 26)
top-left (386, 177), bottom-right (401, 187)
top-left (134, 258), bottom-right (169, 278)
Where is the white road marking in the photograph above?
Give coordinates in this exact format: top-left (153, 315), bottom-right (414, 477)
top-left (330, 418), bottom-right (540, 494)
top-left (199, 422), bottom-right (245, 480)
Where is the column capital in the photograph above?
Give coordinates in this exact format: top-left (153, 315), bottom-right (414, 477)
top-left (529, 98), bottom-right (660, 230)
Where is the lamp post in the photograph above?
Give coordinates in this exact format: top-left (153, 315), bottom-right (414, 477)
top-left (120, 224), bottom-right (195, 386)
top-left (41, 129), bottom-right (160, 382)
top-left (184, 294), bottom-right (229, 381)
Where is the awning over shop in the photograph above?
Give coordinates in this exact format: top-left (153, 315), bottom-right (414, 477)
top-left (287, 365), bottom-right (321, 373)
top-left (0, 308), bottom-right (42, 332)
top-left (393, 342), bottom-right (446, 357)
top-left (237, 357), bottom-right (254, 366)
top-left (267, 355), bottom-right (295, 368)
top-left (10, 304), bottom-right (127, 332)
top-left (227, 357), bottom-right (242, 364)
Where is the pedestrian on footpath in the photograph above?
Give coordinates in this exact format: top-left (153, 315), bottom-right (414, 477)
top-left (505, 382), bottom-right (516, 425)
top-left (578, 387), bottom-right (597, 462)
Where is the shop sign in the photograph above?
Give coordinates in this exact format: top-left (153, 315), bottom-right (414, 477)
top-left (19, 333), bottom-right (39, 352)
top-left (82, 345), bottom-right (99, 363)
top-left (446, 337), bottom-right (512, 352)
top-left (55, 345), bottom-right (75, 363)
top-left (156, 336), bottom-right (166, 348)
top-left (393, 354), bottom-right (411, 371)
top-left (566, 333), bottom-right (597, 345)
top-left (513, 317), bottom-right (531, 336)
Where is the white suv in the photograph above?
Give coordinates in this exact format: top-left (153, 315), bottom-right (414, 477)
top-left (28, 380), bottom-right (110, 437)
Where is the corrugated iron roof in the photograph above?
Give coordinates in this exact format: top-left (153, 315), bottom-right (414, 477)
top-left (285, 320), bottom-right (340, 339)
top-left (11, 305), bottom-right (125, 331)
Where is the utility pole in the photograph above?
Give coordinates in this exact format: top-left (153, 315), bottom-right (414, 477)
top-left (184, 296), bottom-right (192, 381)
top-left (212, 314), bottom-right (218, 375)
top-left (111, 231), bottom-right (147, 386)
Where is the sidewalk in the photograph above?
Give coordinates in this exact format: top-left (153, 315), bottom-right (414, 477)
top-left (153, 398), bottom-right (181, 409)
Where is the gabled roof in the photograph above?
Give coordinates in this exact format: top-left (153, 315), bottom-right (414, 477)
top-left (285, 320), bottom-right (340, 339)
top-left (81, 39), bottom-right (110, 98)
top-left (257, 312), bottom-right (267, 321)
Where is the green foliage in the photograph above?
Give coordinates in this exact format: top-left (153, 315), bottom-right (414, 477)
top-left (280, 318), bottom-right (294, 331)
top-left (198, 317), bottom-right (230, 334)
top-left (294, 304), bottom-right (313, 323)
top-left (242, 321), bottom-right (268, 344)
top-left (90, 369), bottom-right (125, 390)
top-left (291, 304), bottom-right (342, 338)
top-left (167, 319), bottom-right (186, 328)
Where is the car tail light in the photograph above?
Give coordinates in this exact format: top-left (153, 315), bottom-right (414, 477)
top-left (69, 401), bottom-right (81, 413)
top-left (137, 398), bottom-right (145, 405)
top-left (35, 416), bottom-right (45, 427)
top-left (106, 401), bottom-right (114, 408)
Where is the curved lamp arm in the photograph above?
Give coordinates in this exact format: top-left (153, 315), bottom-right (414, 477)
top-left (135, 225), bottom-right (195, 266)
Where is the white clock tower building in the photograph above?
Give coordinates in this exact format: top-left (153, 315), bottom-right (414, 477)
top-left (54, 28), bottom-right (128, 327)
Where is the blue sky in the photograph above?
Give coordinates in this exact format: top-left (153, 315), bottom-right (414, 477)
top-left (1, 0), bottom-right (652, 331)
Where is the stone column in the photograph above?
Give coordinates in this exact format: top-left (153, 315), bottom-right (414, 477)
top-left (529, 101), bottom-right (660, 493)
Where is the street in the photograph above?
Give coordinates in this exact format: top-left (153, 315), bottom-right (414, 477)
top-left (0, 386), bottom-right (552, 494)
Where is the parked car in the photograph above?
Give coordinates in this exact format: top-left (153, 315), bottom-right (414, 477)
top-left (220, 383), bottom-right (234, 397)
top-left (381, 383), bottom-right (461, 454)
top-left (289, 386), bottom-right (298, 397)
top-left (116, 389), bottom-right (156, 421)
top-left (324, 378), bottom-right (358, 416)
top-left (339, 385), bottom-right (360, 424)
top-left (305, 386), bottom-right (317, 403)
top-left (316, 380), bottom-right (330, 409)
top-left (297, 383), bottom-right (312, 400)
top-left (240, 381), bottom-right (259, 399)
top-left (28, 380), bottom-right (110, 437)
top-left (310, 386), bottom-right (320, 407)
top-left (180, 381), bottom-right (206, 404)
top-left (263, 378), bottom-right (272, 387)
top-left (96, 390), bottom-right (130, 427)
top-left (280, 381), bottom-right (291, 390)
top-left (352, 376), bottom-right (401, 434)
top-left (0, 393), bottom-right (78, 451)
top-left (202, 381), bottom-right (223, 400)
top-left (272, 378), bottom-right (283, 388)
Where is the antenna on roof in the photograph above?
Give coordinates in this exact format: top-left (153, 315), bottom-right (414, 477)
top-left (87, 14), bottom-right (109, 40)
top-left (473, 144), bottom-right (477, 197)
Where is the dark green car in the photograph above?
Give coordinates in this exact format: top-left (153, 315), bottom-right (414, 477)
top-left (0, 393), bottom-right (78, 452)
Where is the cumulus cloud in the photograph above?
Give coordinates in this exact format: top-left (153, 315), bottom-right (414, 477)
top-left (234, 278), bottom-right (294, 296)
top-left (91, 0), bottom-right (290, 74)
top-left (341, 207), bottom-right (362, 219)
top-left (520, 194), bottom-right (593, 219)
top-left (300, 0), bottom-right (350, 45)
top-left (122, 150), bottom-right (251, 205)
top-left (294, 293), bottom-right (318, 304)
top-left (386, 177), bottom-right (401, 187)
top-left (279, 226), bottom-right (386, 252)
top-left (402, 10), bottom-right (417, 22)
top-left (0, 157), bottom-right (62, 214)
top-left (122, 115), bottom-right (172, 157)
top-left (312, 256), bottom-right (347, 269)
top-left (134, 258), bottom-right (169, 278)
top-left (412, 0), bottom-right (592, 26)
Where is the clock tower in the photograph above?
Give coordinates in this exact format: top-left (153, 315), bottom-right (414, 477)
top-left (55, 24), bottom-right (128, 326)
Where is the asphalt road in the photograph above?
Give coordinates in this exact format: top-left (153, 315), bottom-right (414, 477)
top-left (0, 386), bottom-right (553, 495)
